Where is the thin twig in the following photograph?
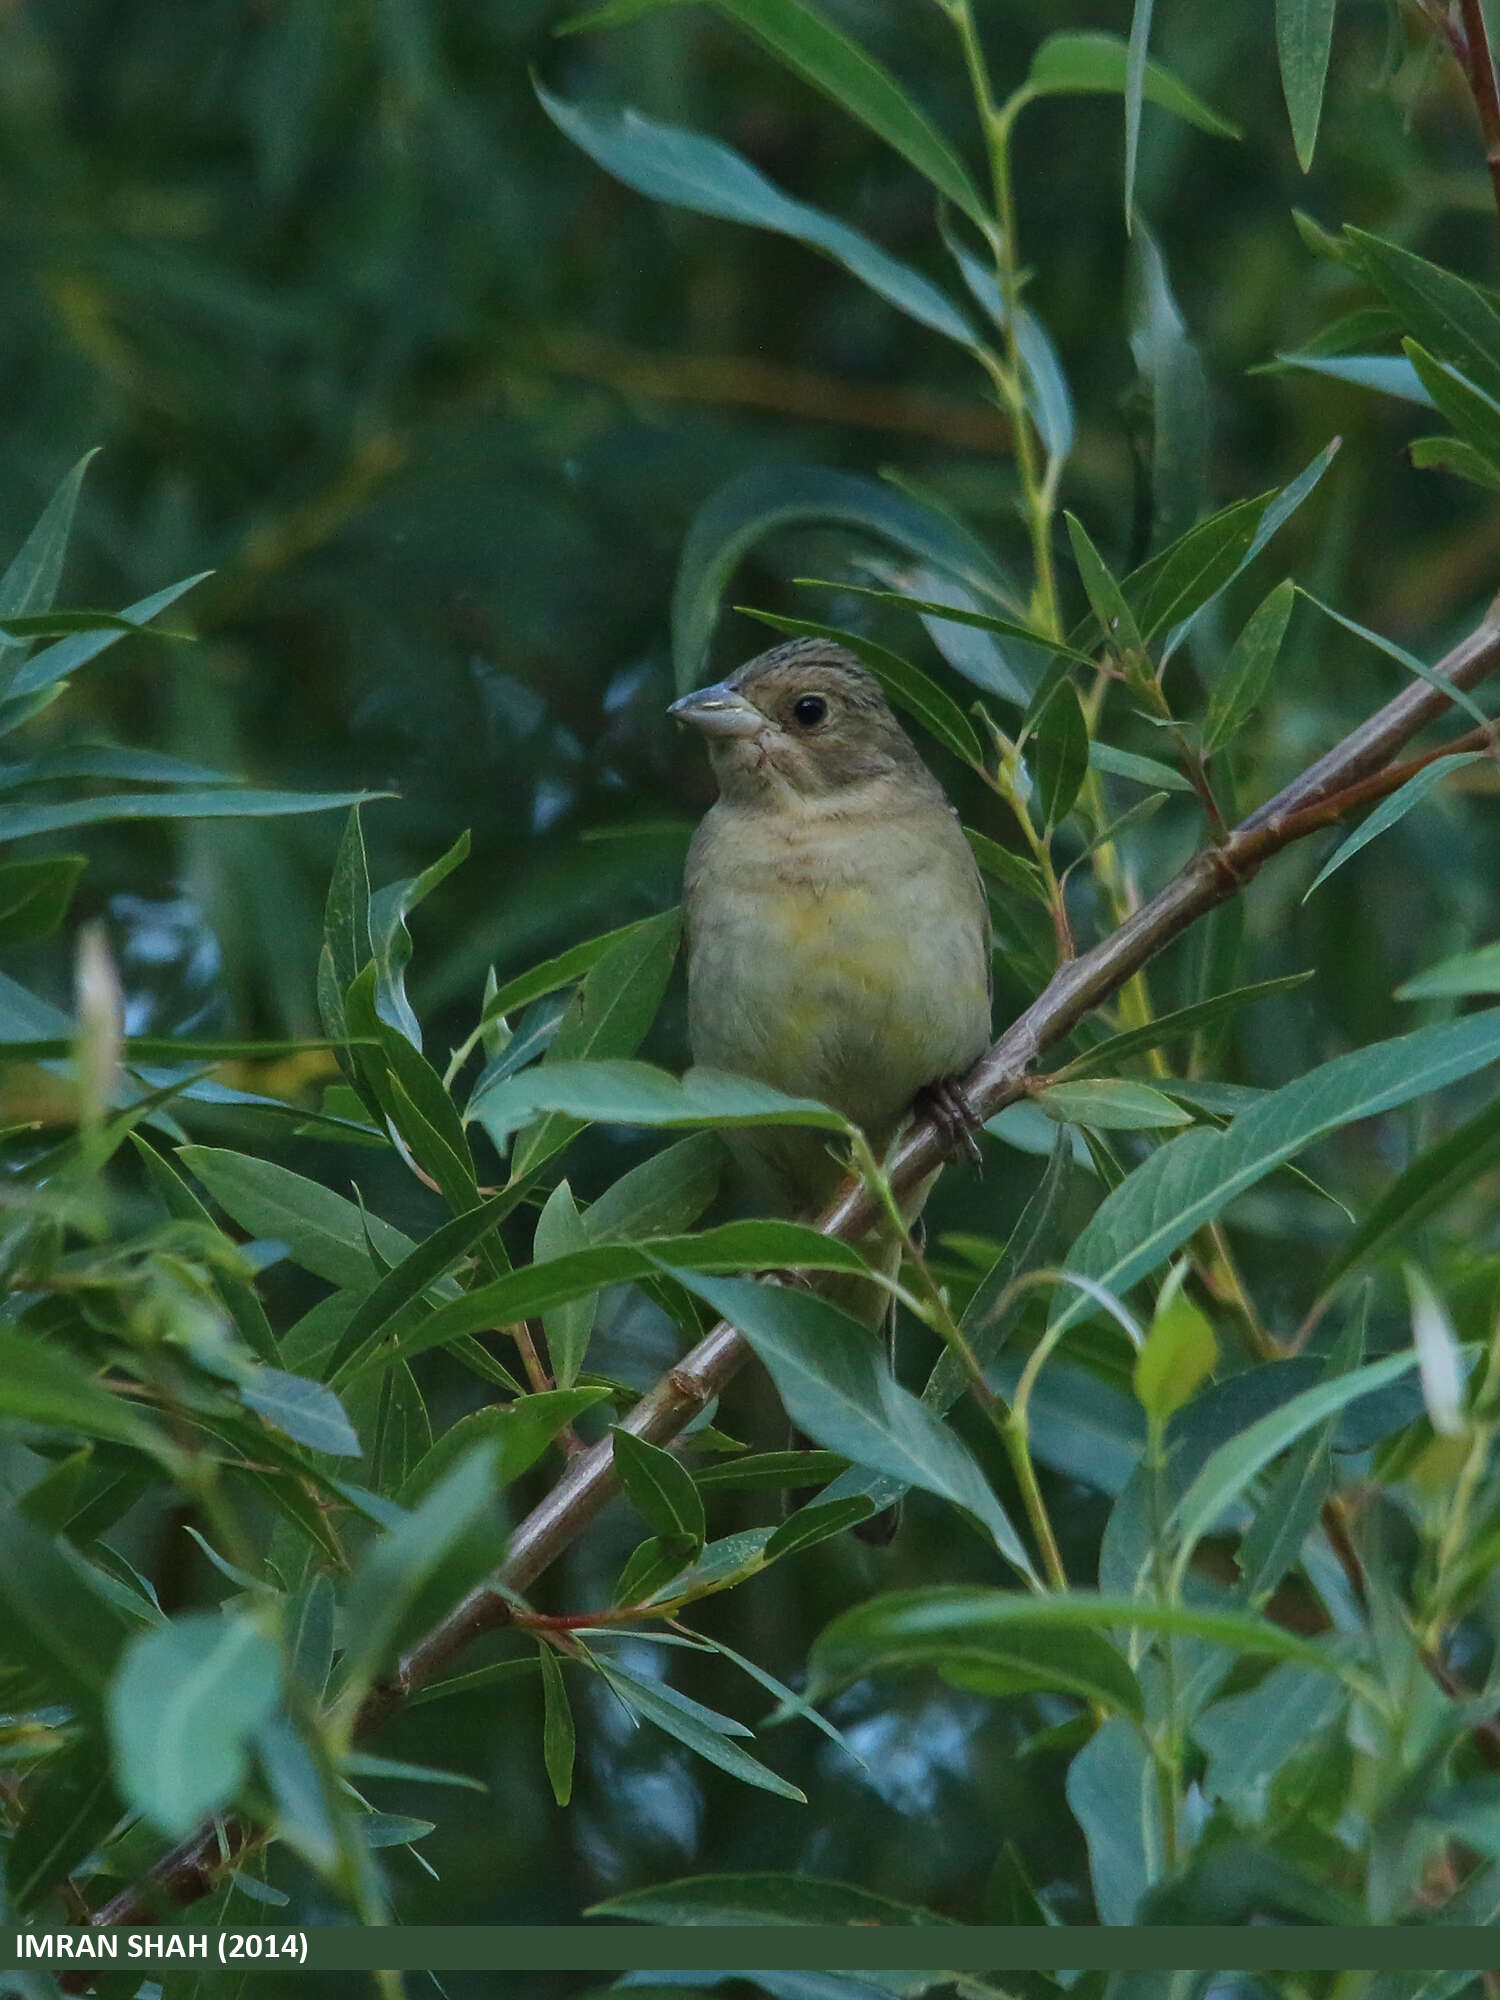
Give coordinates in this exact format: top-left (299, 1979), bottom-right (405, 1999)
top-left (1459, 0), bottom-right (1500, 242)
top-left (81, 594), bottom-right (1500, 1933)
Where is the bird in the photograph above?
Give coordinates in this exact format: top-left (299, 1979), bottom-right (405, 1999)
top-left (670, 636), bottom-right (994, 1535)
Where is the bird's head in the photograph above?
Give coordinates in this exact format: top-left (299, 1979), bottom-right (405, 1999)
top-left (669, 638), bottom-right (927, 807)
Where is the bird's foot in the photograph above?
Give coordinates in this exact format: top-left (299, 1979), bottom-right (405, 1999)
top-left (916, 1076), bottom-right (984, 1170)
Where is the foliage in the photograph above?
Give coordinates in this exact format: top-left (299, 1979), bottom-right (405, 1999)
top-left (7, 0), bottom-right (1500, 1993)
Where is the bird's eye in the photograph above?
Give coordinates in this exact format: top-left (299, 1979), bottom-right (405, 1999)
top-left (792, 693), bottom-right (828, 728)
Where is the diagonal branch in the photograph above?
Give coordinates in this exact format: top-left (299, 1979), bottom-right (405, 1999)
top-left (85, 592), bottom-right (1500, 1934)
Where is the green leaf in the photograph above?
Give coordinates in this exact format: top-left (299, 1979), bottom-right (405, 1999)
top-left (963, 828), bottom-right (1048, 904)
top-left (1270, 350), bottom-right (1431, 404)
top-left (593, 1656), bottom-right (805, 1802)
top-left (535, 83), bottom-right (976, 350)
top-left (108, 1610), bottom-right (283, 1837)
top-left (1201, 580), bottom-right (1296, 755)
top-left (1057, 1010), bottom-right (1500, 1336)
top-left (667, 1270), bottom-right (1038, 1581)
top-left (1320, 1093), bottom-right (1500, 1292)
top-left (538, 1645), bottom-right (575, 1807)
top-left (1127, 224), bottom-right (1208, 552)
top-left (1024, 676), bottom-right (1089, 828)
top-left (806, 1587), bottom-right (1349, 1708)
top-left (695, 1448), bottom-right (847, 1493)
top-left (584, 1131), bottom-right (724, 1240)
top-left (481, 915), bottom-right (671, 1030)
top-left (6, 571), bottom-right (212, 703)
top-left (562, 0), bottom-right (988, 229)
top-left (1038, 1078), bottom-right (1192, 1132)
top-left (1302, 753), bottom-right (1487, 901)
top-left (612, 1427), bottom-right (707, 1551)
top-left (472, 1057), bottom-right (850, 1152)
top-left (1065, 514), bottom-right (1145, 659)
top-left (240, 1369), bottom-right (361, 1458)
top-left (1276, 0), bottom-right (1337, 171)
top-left (1067, 1716), bottom-right (1160, 1925)
top-left (1123, 0), bottom-right (1153, 224)
top-left (368, 829), bottom-right (470, 1051)
top-left (1167, 1347), bottom-right (1422, 1582)
top-left (589, 1872), bottom-right (954, 1926)
top-left (335, 1446), bottom-right (500, 1705)
top-left (0, 1328), bottom-right (169, 1459)
top-left (1061, 975), bottom-right (1315, 1078)
top-left (0, 453), bottom-right (98, 624)
top-left (0, 786), bottom-right (390, 841)
top-left (511, 906), bottom-right (682, 1178)
top-left (1347, 228), bottom-right (1500, 408)
top-left (1124, 492), bottom-right (1273, 643)
top-left (761, 1494), bottom-right (877, 1560)
top-left (672, 465), bottom-right (1019, 688)
top-left (1397, 940), bottom-right (1500, 1001)
top-left (535, 1179), bottom-right (595, 1389)
top-left (803, 577), bottom-right (1094, 671)
top-left (345, 964), bottom-right (478, 1207)
top-left (1403, 341), bottom-right (1500, 462)
top-left (1088, 740), bottom-right (1194, 793)
top-left (397, 1390), bottom-right (612, 1505)
top-left (1408, 435), bottom-right (1500, 490)
top-left (742, 610), bottom-right (985, 767)
top-left (339, 1220), bottom-right (869, 1382)
top-left (0, 853), bottom-right (86, 947)
top-left (1021, 31), bottom-right (1240, 137)
top-left (1134, 1275), bottom-right (1217, 1422)
top-left (179, 1145), bottom-right (419, 1290)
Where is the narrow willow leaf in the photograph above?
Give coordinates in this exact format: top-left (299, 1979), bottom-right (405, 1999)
top-left (743, 609), bottom-right (985, 769)
top-left (5, 1736), bottom-right (119, 1913)
top-left (806, 1589), bottom-right (1343, 1709)
top-left (1065, 513), bottom-right (1145, 658)
top-left (1024, 676), bottom-right (1089, 828)
top-left (180, 1145), bottom-right (420, 1290)
top-left (799, 577), bottom-right (1096, 668)
top-left (561, 0), bottom-right (989, 228)
top-left (1276, 0), bottom-right (1338, 171)
top-left (672, 465), bottom-right (1019, 688)
top-left (536, 1180), bottom-right (594, 1389)
top-left (612, 1427), bottom-right (706, 1549)
top-left (1037, 1078), bottom-right (1192, 1131)
top-left (1088, 740), bottom-right (1194, 793)
top-left (537, 1645), bottom-right (575, 1807)
top-left (1127, 223), bottom-right (1209, 551)
top-left (472, 1057), bottom-right (851, 1151)
top-left (337, 1221), bottom-right (869, 1382)
top-left (668, 1271), bottom-right (1038, 1581)
top-left (0, 452), bottom-right (98, 624)
top-left (594, 1657), bottom-right (805, 1802)
top-left (368, 828), bottom-right (470, 1051)
top-left (1061, 973), bottom-right (1314, 1077)
top-left (1057, 1010), bottom-right (1500, 1337)
top-left (1403, 341), bottom-right (1500, 463)
top-left (7, 571), bottom-right (212, 702)
top-left (1396, 941), bottom-right (1500, 1001)
top-left (1302, 588), bottom-right (1492, 732)
top-left (0, 787), bottom-right (388, 840)
top-left (396, 1390), bottom-right (612, 1505)
top-left (589, 1872), bottom-right (955, 1926)
top-left (1348, 227), bottom-right (1500, 408)
top-left (1067, 1716), bottom-right (1160, 1925)
top-left (1125, 491), bottom-right (1272, 642)
top-left (0, 854), bottom-right (86, 948)
top-left (1302, 753), bottom-right (1486, 901)
top-left (1123, 0), bottom-right (1155, 225)
top-left (1021, 31), bottom-right (1240, 137)
top-left (239, 1370), bottom-right (361, 1458)
top-left (1409, 435), bottom-right (1500, 491)
top-left (1201, 580), bottom-right (1295, 754)
top-left (1168, 1347), bottom-right (1422, 1579)
top-left (1271, 351), bottom-right (1431, 404)
top-left (1320, 1094), bottom-right (1500, 1292)
top-left (536, 84), bottom-right (976, 351)
top-left (964, 827), bottom-right (1048, 905)
top-left (480, 911), bottom-right (675, 1029)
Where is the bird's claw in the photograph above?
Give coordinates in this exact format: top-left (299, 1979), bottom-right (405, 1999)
top-left (916, 1077), bottom-right (985, 1170)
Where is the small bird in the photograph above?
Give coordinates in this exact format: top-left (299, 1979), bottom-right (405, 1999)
top-left (670, 638), bottom-right (993, 1536)
top-left (671, 635), bottom-right (992, 1212)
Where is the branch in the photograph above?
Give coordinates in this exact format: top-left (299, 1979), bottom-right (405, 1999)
top-left (1459, 0), bottom-right (1500, 244)
top-left (85, 593), bottom-right (1500, 1933)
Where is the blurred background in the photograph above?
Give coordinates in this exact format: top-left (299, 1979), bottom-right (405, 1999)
top-left (5, 0), bottom-right (1500, 1953)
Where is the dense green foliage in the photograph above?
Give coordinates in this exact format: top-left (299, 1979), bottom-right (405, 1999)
top-left (8, 1), bottom-right (1500, 1994)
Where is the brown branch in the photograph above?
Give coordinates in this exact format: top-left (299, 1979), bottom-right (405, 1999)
top-left (83, 592), bottom-right (1500, 1935)
top-left (1459, 0), bottom-right (1500, 244)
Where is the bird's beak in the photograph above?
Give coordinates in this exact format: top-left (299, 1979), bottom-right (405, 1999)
top-left (667, 682), bottom-right (764, 739)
